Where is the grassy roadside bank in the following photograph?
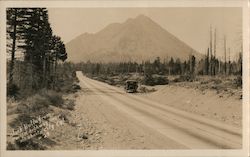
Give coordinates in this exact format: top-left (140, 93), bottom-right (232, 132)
top-left (7, 63), bottom-right (81, 150)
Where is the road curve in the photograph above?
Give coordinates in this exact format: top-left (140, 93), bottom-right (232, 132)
top-left (76, 71), bottom-right (242, 149)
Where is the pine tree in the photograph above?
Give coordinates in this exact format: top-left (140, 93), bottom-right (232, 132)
top-left (6, 8), bottom-right (27, 86)
top-left (17, 8), bottom-right (55, 89)
top-left (153, 57), bottom-right (161, 74)
top-left (238, 52), bottom-right (242, 75)
top-left (189, 55), bottom-right (196, 75)
top-left (7, 8), bottom-right (18, 86)
top-left (175, 58), bottom-right (182, 75)
top-left (49, 35), bottom-right (67, 87)
top-left (168, 57), bottom-right (174, 75)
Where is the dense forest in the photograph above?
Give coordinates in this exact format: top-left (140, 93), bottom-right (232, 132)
top-left (7, 8), bottom-right (68, 98)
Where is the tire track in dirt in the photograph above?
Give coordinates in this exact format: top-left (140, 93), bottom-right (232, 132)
top-left (84, 77), bottom-right (239, 149)
top-left (77, 74), bottom-right (188, 149)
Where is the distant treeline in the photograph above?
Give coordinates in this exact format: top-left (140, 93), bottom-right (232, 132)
top-left (78, 27), bottom-right (242, 77)
top-left (7, 8), bottom-right (67, 97)
top-left (76, 53), bottom-right (242, 77)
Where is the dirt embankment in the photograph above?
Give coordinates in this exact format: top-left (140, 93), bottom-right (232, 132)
top-left (140, 83), bottom-right (242, 127)
top-left (102, 74), bottom-right (242, 127)
top-left (87, 73), bottom-right (243, 127)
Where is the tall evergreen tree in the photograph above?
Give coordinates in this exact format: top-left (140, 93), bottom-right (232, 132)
top-left (6, 8), bottom-right (27, 86)
top-left (7, 8), bottom-right (18, 87)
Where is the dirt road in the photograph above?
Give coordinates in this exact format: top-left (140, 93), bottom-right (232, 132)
top-left (75, 71), bottom-right (242, 149)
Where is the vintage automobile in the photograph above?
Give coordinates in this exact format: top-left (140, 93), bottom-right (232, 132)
top-left (124, 80), bottom-right (138, 93)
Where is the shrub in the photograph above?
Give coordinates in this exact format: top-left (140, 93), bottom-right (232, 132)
top-left (212, 79), bottom-right (222, 84)
top-left (15, 90), bottom-right (64, 118)
top-left (16, 94), bottom-right (50, 115)
top-left (143, 75), bottom-right (155, 86)
top-left (143, 75), bottom-right (169, 86)
top-left (234, 76), bottom-right (242, 87)
top-left (43, 91), bottom-right (64, 107)
top-left (8, 90), bottom-right (65, 150)
top-left (7, 140), bottom-right (46, 150)
top-left (63, 99), bottom-right (75, 110)
top-left (173, 74), bottom-right (195, 82)
top-left (11, 93), bottom-right (53, 128)
top-left (7, 83), bottom-right (19, 98)
top-left (154, 76), bottom-right (169, 85)
top-left (72, 84), bottom-right (81, 90)
top-left (30, 95), bottom-right (50, 111)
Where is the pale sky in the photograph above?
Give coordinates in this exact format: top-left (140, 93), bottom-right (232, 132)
top-left (48, 7), bottom-right (242, 60)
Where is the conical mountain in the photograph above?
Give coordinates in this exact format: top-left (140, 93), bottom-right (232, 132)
top-left (66, 14), bottom-right (201, 63)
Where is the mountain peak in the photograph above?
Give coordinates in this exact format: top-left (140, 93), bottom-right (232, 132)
top-left (66, 15), bottom-right (201, 63)
top-left (125, 14), bottom-right (152, 24)
top-left (133, 14), bottom-right (154, 23)
top-left (135, 14), bottom-right (150, 20)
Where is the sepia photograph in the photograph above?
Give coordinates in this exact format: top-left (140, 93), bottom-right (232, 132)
top-left (1, 0), bottom-right (249, 156)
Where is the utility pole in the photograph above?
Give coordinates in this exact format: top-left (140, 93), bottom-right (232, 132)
top-left (228, 48), bottom-right (231, 75)
top-left (213, 28), bottom-right (217, 75)
top-left (218, 57), bottom-right (221, 74)
top-left (214, 28), bottom-right (217, 58)
top-left (206, 48), bottom-right (210, 75)
top-left (209, 26), bottom-right (213, 75)
top-left (224, 35), bottom-right (227, 75)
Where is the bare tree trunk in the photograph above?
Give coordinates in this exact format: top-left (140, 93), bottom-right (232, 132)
top-left (214, 28), bottom-right (217, 58)
top-left (54, 55), bottom-right (58, 87)
top-left (9, 9), bottom-right (17, 86)
top-left (42, 54), bottom-right (47, 88)
top-left (209, 26), bottom-right (213, 76)
top-left (206, 48), bottom-right (210, 75)
top-left (228, 48), bottom-right (231, 75)
top-left (224, 35), bottom-right (227, 75)
top-left (213, 28), bottom-right (217, 75)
